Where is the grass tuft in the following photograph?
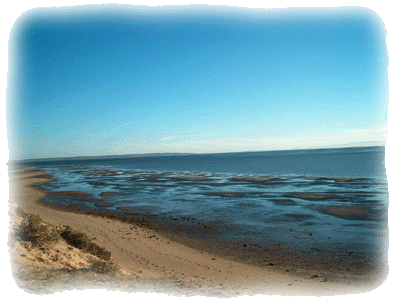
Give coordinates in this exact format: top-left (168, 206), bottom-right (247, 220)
top-left (16, 213), bottom-right (61, 247)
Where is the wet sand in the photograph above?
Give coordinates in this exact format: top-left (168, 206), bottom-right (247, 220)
top-left (313, 177), bottom-right (365, 183)
top-left (318, 205), bottom-right (379, 221)
top-left (283, 193), bottom-right (343, 200)
top-left (8, 168), bottom-right (387, 295)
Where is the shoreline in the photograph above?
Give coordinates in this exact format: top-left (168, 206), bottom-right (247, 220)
top-left (8, 168), bottom-right (387, 295)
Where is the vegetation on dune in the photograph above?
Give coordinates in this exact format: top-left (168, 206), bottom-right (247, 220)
top-left (14, 212), bottom-right (119, 275)
top-left (60, 226), bottom-right (111, 261)
top-left (16, 213), bottom-right (61, 247)
top-left (89, 259), bottom-right (121, 276)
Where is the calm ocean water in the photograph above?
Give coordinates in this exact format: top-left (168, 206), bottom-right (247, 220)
top-left (17, 147), bottom-right (388, 263)
top-left (19, 147), bottom-right (386, 179)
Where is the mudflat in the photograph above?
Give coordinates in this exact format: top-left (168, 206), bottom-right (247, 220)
top-left (8, 168), bottom-right (386, 295)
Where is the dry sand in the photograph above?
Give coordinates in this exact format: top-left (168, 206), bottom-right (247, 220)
top-left (8, 168), bottom-right (386, 295)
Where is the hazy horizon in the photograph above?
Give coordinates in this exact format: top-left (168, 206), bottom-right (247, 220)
top-left (10, 140), bottom-right (385, 162)
top-left (7, 5), bottom-right (389, 160)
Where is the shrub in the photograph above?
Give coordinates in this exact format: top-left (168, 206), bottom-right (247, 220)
top-left (90, 259), bottom-right (120, 276)
top-left (17, 213), bottom-right (61, 247)
top-left (60, 228), bottom-right (111, 261)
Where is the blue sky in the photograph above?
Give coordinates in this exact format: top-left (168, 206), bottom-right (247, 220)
top-left (7, 5), bottom-right (389, 160)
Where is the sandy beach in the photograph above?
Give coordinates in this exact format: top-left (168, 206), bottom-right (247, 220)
top-left (8, 168), bottom-right (387, 295)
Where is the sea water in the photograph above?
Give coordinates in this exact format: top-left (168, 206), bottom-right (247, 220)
top-left (16, 147), bottom-right (388, 263)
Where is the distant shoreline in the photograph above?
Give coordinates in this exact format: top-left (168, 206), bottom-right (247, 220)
top-left (9, 145), bottom-right (385, 165)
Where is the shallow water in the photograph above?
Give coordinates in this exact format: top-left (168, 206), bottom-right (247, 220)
top-left (18, 147), bottom-right (388, 264)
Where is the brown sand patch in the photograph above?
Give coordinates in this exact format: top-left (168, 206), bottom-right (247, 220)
top-left (272, 199), bottom-right (297, 206)
top-left (100, 191), bottom-right (124, 197)
top-left (116, 206), bottom-right (137, 211)
top-left (87, 180), bottom-right (111, 186)
top-left (9, 170), bottom-right (55, 181)
top-left (230, 177), bottom-right (279, 182)
top-left (8, 167), bottom-right (39, 174)
top-left (168, 176), bottom-right (213, 181)
top-left (123, 170), bottom-right (141, 174)
top-left (93, 201), bottom-right (114, 208)
top-left (271, 213), bottom-right (314, 222)
top-left (140, 173), bottom-right (171, 182)
top-left (320, 205), bottom-right (374, 221)
top-left (57, 191), bottom-right (91, 197)
top-left (284, 193), bottom-right (341, 200)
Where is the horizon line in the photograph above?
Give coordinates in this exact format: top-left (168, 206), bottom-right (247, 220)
top-left (8, 142), bottom-right (385, 163)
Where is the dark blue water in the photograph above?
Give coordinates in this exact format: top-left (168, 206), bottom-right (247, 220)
top-left (19, 147), bottom-right (386, 179)
top-left (17, 147), bottom-right (388, 263)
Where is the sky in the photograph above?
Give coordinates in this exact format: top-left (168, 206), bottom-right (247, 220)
top-left (6, 5), bottom-right (389, 160)
top-left (2, 2), bottom-right (398, 300)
